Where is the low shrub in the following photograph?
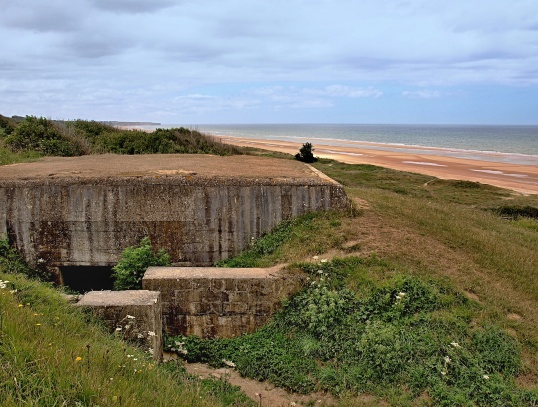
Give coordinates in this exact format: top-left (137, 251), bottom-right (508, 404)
top-left (112, 237), bottom-right (171, 290)
top-left (0, 114), bottom-right (16, 137)
top-left (5, 116), bottom-right (81, 156)
top-left (1, 116), bottom-right (243, 160)
top-left (295, 142), bottom-right (317, 163)
top-left (494, 205), bottom-right (538, 220)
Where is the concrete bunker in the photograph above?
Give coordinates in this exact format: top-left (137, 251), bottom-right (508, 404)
top-left (61, 266), bottom-right (114, 292)
top-left (76, 290), bottom-right (163, 361)
top-left (142, 266), bottom-right (305, 338)
top-left (77, 265), bottom-right (305, 359)
top-left (0, 154), bottom-right (349, 287)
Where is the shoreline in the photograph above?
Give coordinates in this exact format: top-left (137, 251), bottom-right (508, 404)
top-left (215, 135), bottom-right (538, 195)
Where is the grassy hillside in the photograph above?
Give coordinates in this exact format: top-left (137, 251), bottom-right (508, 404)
top-left (0, 270), bottom-right (254, 406)
top-left (202, 160), bottom-right (538, 405)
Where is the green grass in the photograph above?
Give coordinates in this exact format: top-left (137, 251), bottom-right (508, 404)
top-left (169, 258), bottom-right (537, 405)
top-left (0, 140), bottom-right (41, 166)
top-left (216, 211), bottom-right (353, 268)
top-left (205, 159), bottom-right (538, 404)
top-left (2, 146), bottom-right (538, 404)
top-left (0, 271), bottom-right (253, 406)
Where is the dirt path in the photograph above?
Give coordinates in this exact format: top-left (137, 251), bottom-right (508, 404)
top-left (183, 362), bottom-right (338, 407)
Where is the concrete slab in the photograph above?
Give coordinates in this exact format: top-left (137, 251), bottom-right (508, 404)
top-left (0, 154), bottom-right (335, 183)
top-left (77, 290), bottom-right (162, 361)
top-left (142, 266), bottom-right (306, 338)
top-left (144, 265), bottom-right (284, 280)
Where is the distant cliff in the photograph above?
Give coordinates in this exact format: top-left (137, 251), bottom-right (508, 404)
top-left (100, 121), bottom-right (161, 126)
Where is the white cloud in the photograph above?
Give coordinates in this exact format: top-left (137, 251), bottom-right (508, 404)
top-left (402, 90), bottom-right (442, 99)
top-left (307, 85), bottom-right (383, 98)
top-left (0, 0), bottom-right (537, 123)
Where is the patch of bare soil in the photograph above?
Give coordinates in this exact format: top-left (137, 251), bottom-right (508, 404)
top-left (464, 291), bottom-right (481, 302)
top-left (184, 362), bottom-right (338, 407)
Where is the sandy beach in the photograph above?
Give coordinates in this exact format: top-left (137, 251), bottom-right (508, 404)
top-left (216, 136), bottom-right (538, 195)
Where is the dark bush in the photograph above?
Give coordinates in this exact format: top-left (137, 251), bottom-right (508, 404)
top-left (71, 119), bottom-right (117, 140)
top-left (295, 142), bottom-right (317, 163)
top-left (495, 205), bottom-right (538, 219)
top-left (5, 116), bottom-right (80, 156)
top-left (0, 114), bottom-right (17, 137)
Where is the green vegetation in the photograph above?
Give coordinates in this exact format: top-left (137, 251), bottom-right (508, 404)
top-left (112, 237), bottom-right (171, 290)
top-left (216, 211), bottom-right (353, 268)
top-left (0, 271), bottom-right (253, 406)
top-left (0, 238), bottom-right (51, 282)
top-left (197, 159), bottom-right (538, 404)
top-left (167, 258), bottom-right (536, 405)
top-left (295, 142), bottom-right (317, 163)
top-left (0, 115), bottom-right (242, 163)
top-left (1, 132), bottom-right (538, 405)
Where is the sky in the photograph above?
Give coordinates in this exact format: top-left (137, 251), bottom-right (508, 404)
top-left (1, 0), bottom-right (537, 125)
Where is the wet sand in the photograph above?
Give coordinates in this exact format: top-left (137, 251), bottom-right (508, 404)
top-left (217, 136), bottom-right (538, 195)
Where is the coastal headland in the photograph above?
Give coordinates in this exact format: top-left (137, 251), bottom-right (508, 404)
top-left (216, 135), bottom-right (538, 195)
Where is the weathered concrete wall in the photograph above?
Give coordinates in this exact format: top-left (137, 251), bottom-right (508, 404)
top-left (76, 290), bottom-right (163, 361)
top-left (142, 266), bottom-right (305, 338)
top-left (0, 155), bottom-right (349, 281)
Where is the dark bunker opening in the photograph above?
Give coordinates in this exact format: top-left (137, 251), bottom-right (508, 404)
top-left (60, 266), bottom-right (114, 293)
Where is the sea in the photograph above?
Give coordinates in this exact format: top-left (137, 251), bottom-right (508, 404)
top-left (154, 124), bottom-right (538, 166)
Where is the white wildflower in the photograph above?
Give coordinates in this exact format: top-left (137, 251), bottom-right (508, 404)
top-left (483, 374), bottom-right (490, 380)
top-left (312, 256), bottom-right (319, 260)
top-left (147, 331), bottom-right (156, 337)
top-left (441, 370), bottom-right (447, 376)
top-left (320, 259), bottom-right (328, 263)
top-left (115, 327), bottom-right (122, 331)
top-left (137, 333), bottom-right (144, 339)
top-left (444, 356), bottom-right (451, 364)
top-left (451, 342), bottom-right (460, 348)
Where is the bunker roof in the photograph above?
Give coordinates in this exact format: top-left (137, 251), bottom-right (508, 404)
top-left (0, 154), bottom-right (336, 185)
